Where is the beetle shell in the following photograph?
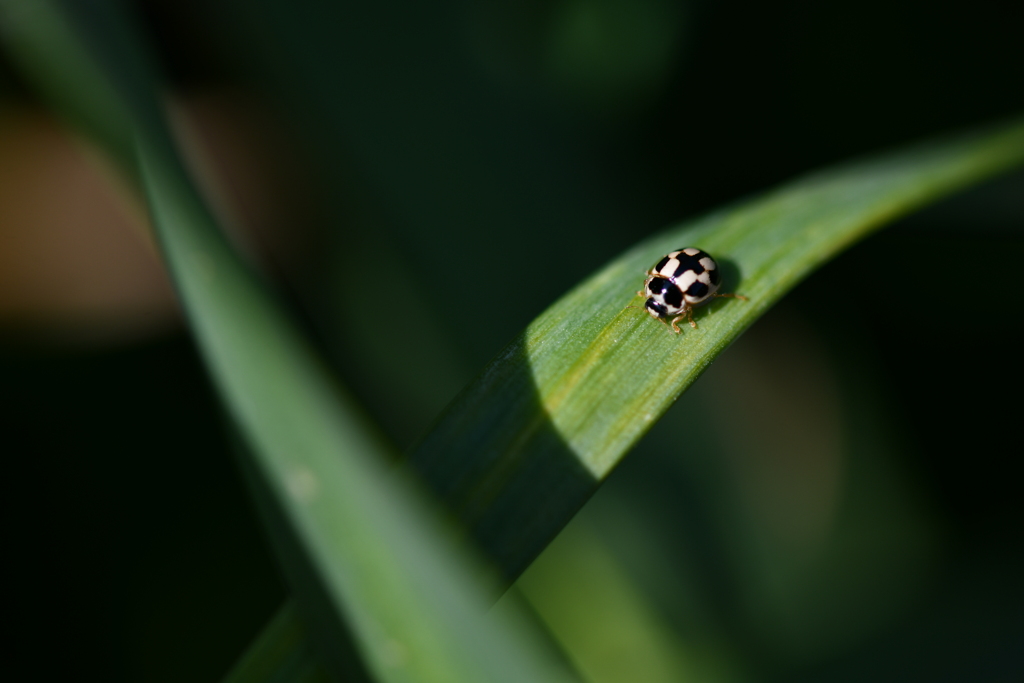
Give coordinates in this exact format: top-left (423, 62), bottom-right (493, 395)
top-left (643, 247), bottom-right (722, 319)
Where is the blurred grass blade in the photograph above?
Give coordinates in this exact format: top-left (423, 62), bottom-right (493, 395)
top-left (0, 2), bottom-right (580, 682)
top-left (139, 130), bottom-right (575, 683)
top-left (222, 603), bottom-right (328, 683)
top-left (236, 120), bottom-right (1024, 679)
top-left (5, 1), bottom-right (1023, 681)
top-left (512, 518), bottom-right (703, 683)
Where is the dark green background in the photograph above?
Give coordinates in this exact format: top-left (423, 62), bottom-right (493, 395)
top-left (3, 0), bottom-right (1022, 680)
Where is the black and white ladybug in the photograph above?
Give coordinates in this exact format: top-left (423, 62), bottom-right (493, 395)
top-left (637, 247), bottom-right (747, 333)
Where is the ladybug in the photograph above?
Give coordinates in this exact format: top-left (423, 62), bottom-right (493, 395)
top-left (637, 247), bottom-right (747, 333)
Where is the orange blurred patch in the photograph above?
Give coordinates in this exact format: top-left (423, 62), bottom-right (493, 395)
top-left (0, 108), bottom-right (179, 344)
top-left (0, 93), bottom-right (306, 346)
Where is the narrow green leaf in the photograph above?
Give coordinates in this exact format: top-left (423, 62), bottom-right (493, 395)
top-left (0, 2), bottom-right (580, 682)
top-left (0, 0), bottom-right (135, 170)
top-left (409, 117), bottom-right (1024, 578)
top-left (229, 117), bottom-right (1024, 680)
top-left (8, 2), bottom-right (1023, 680)
top-left (222, 603), bottom-right (328, 683)
top-left (231, 116), bottom-right (1024, 683)
top-left (512, 517), bottom-right (704, 683)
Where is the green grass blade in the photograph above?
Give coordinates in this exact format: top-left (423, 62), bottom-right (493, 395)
top-left (236, 119), bottom-right (1024, 682)
top-left (6, 2), bottom-right (1023, 680)
top-left (0, 0), bottom-right (133, 169)
top-left (512, 517), bottom-right (704, 683)
top-left (409, 117), bottom-right (1024, 578)
top-left (222, 603), bottom-right (329, 683)
top-left (0, 3), bottom-right (580, 682)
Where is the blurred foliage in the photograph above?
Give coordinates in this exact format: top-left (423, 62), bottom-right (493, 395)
top-left (2, 0), bottom-right (1022, 681)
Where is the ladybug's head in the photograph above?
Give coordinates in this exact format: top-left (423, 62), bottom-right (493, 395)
top-left (645, 299), bottom-right (668, 319)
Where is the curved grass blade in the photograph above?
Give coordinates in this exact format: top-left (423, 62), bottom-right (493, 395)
top-left (0, 2), bottom-right (581, 682)
top-left (230, 114), bottom-right (1024, 683)
top-left (221, 603), bottom-right (329, 683)
top-left (512, 517), bottom-right (705, 683)
top-left (409, 116), bottom-right (1024, 578)
top-left (7, 1), bottom-right (1023, 679)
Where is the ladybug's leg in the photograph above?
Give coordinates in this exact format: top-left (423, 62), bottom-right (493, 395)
top-left (670, 307), bottom-right (698, 333)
